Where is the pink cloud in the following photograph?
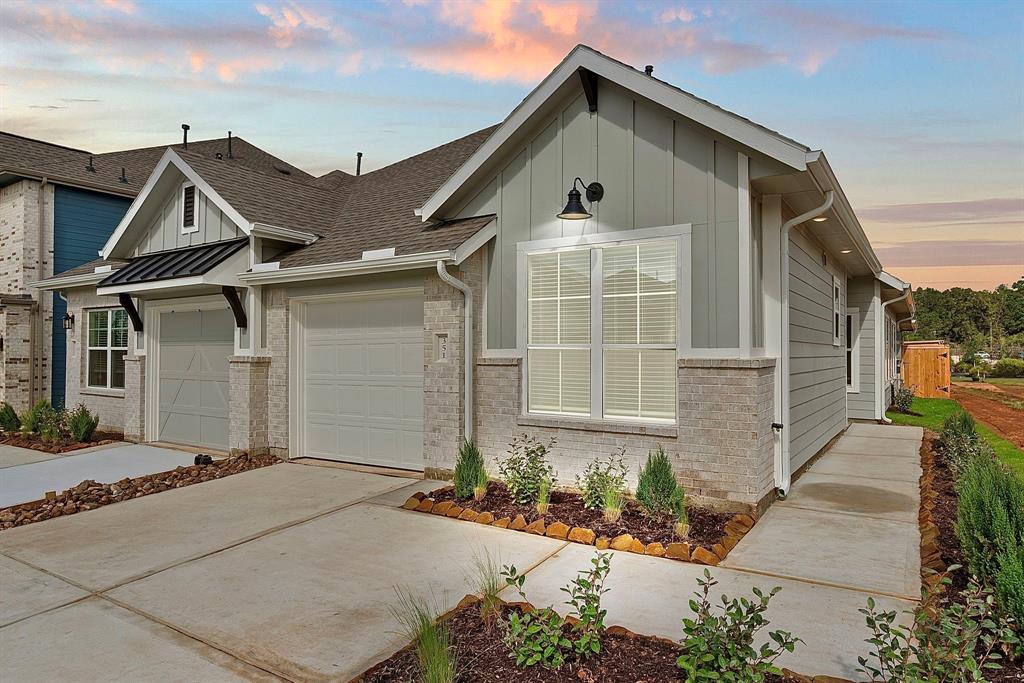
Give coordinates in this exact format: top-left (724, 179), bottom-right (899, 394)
top-left (96, 0), bottom-right (136, 14)
top-left (658, 6), bottom-right (695, 24)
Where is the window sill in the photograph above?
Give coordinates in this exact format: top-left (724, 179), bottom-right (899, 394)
top-left (517, 413), bottom-right (677, 438)
top-left (81, 388), bottom-right (126, 398)
top-left (847, 387), bottom-right (859, 394)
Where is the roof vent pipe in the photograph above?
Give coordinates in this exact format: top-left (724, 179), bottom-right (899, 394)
top-left (644, 65), bottom-right (654, 76)
top-left (86, 156), bottom-right (95, 172)
top-left (227, 131), bottom-right (233, 158)
top-left (356, 152), bottom-right (363, 176)
top-left (181, 123), bottom-right (190, 149)
top-left (119, 167), bottom-right (128, 183)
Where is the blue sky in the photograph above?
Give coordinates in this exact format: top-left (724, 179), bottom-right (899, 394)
top-left (1, 0), bottom-right (1021, 289)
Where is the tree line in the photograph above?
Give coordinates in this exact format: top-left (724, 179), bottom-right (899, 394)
top-left (908, 277), bottom-right (1024, 356)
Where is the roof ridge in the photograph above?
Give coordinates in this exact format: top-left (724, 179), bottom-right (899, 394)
top-left (358, 125), bottom-right (499, 179)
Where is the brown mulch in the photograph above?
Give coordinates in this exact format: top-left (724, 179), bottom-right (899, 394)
top-left (0, 452), bottom-right (279, 530)
top-left (0, 431), bottom-right (122, 454)
top-left (429, 481), bottom-right (732, 548)
top-left (359, 601), bottom-right (804, 683)
top-left (951, 386), bottom-right (1024, 449)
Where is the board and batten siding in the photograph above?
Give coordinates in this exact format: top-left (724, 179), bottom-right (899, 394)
top-left (846, 276), bottom-right (877, 420)
top-left (787, 221), bottom-right (847, 472)
top-left (457, 80), bottom-right (780, 351)
top-left (133, 181), bottom-right (242, 256)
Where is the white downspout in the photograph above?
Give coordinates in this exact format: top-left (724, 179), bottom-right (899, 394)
top-left (436, 260), bottom-right (474, 442)
top-left (879, 286), bottom-right (912, 424)
top-left (777, 190), bottom-right (834, 498)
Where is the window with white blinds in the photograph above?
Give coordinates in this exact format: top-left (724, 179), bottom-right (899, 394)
top-left (525, 239), bottom-right (678, 422)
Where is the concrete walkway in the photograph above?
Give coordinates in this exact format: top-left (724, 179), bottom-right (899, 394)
top-left (0, 444), bottom-right (60, 469)
top-left (0, 428), bottom-right (924, 681)
top-left (0, 444), bottom-right (200, 508)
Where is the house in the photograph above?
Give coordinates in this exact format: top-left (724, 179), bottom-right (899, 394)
top-left (34, 45), bottom-right (914, 514)
top-left (0, 130), bottom-right (308, 413)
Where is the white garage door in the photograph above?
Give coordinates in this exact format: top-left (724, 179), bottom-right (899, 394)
top-left (302, 292), bottom-right (424, 470)
top-left (158, 308), bottom-right (233, 450)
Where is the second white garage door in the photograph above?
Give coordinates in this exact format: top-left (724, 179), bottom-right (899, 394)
top-left (301, 292), bottom-right (424, 470)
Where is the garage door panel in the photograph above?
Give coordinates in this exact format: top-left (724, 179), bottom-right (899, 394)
top-left (335, 385), bottom-right (365, 417)
top-left (366, 344), bottom-right (399, 375)
top-left (402, 387), bottom-right (423, 420)
top-left (335, 343), bottom-right (365, 374)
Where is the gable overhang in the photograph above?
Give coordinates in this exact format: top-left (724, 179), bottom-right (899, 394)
top-left (100, 149), bottom-right (251, 260)
top-left (32, 269), bottom-right (120, 291)
top-left (97, 244), bottom-right (249, 298)
top-left (418, 45), bottom-right (811, 222)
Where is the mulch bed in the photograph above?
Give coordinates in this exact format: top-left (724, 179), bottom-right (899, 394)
top-left (0, 452), bottom-right (279, 530)
top-left (0, 431), bottom-right (122, 454)
top-left (429, 481), bottom-right (732, 548)
top-left (359, 598), bottom-right (808, 683)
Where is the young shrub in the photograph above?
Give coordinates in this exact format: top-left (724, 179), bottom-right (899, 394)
top-left (0, 402), bottom-right (20, 433)
top-left (891, 382), bottom-right (915, 414)
top-left (38, 405), bottom-right (65, 443)
top-left (19, 398), bottom-right (52, 434)
top-left (498, 434), bottom-right (556, 505)
top-left (955, 457), bottom-right (1024, 581)
top-left (66, 403), bottom-right (100, 443)
top-left (677, 569), bottom-right (800, 681)
top-left (536, 478), bottom-right (551, 516)
top-left (575, 448), bottom-right (628, 510)
top-left (636, 445), bottom-right (682, 517)
top-left (602, 486), bottom-right (623, 523)
top-left (453, 438), bottom-right (485, 500)
top-left (996, 547), bottom-right (1024, 627)
top-left (560, 552), bottom-right (612, 659)
top-left (941, 410), bottom-right (978, 444)
top-left (673, 489), bottom-right (689, 539)
top-left (471, 550), bottom-right (503, 630)
top-left (389, 589), bottom-right (456, 683)
top-left (473, 466), bottom-right (488, 501)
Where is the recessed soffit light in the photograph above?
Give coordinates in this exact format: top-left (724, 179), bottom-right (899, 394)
top-left (812, 216), bottom-right (828, 222)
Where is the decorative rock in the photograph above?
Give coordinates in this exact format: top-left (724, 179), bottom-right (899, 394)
top-left (525, 519), bottom-right (546, 535)
top-left (665, 542), bottom-right (690, 561)
top-left (475, 511), bottom-right (495, 525)
top-left (646, 542), bottom-right (666, 557)
top-left (509, 514), bottom-right (528, 531)
top-left (712, 543), bottom-right (729, 561)
top-left (720, 534), bottom-right (739, 552)
top-left (734, 513), bottom-right (756, 529)
top-left (411, 491), bottom-right (428, 501)
top-left (545, 521), bottom-right (570, 540)
top-left (458, 508), bottom-right (479, 522)
top-left (724, 521), bottom-right (748, 537)
top-left (605, 625), bottom-right (631, 637)
top-left (45, 491), bottom-right (56, 501)
top-left (781, 669), bottom-right (814, 683)
top-left (415, 499), bottom-right (434, 513)
top-left (595, 536), bottom-right (611, 550)
top-left (402, 497), bottom-right (421, 510)
top-left (445, 505), bottom-right (464, 518)
top-left (628, 539), bottom-right (646, 554)
top-left (492, 517), bottom-right (511, 528)
top-left (609, 534), bottom-right (634, 551)
top-left (692, 546), bottom-right (720, 566)
top-left (431, 501), bottom-right (453, 516)
top-left (567, 527), bottom-right (596, 545)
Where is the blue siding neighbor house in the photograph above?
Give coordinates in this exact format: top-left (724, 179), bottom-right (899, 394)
top-left (51, 186), bottom-right (132, 406)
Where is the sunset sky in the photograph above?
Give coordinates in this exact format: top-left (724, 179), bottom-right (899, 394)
top-left (2, 0), bottom-right (1021, 290)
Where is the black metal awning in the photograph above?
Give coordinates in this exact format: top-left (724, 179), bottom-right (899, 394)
top-left (98, 238), bottom-right (247, 287)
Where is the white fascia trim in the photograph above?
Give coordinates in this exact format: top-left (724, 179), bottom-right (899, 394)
top-left (250, 222), bottom-right (319, 245)
top-left (418, 45), bottom-right (808, 221)
top-left (101, 149), bottom-right (252, 260)
top-left (805, 151), bottom-right (882, 276)
top-left (98, 275), bottom-right (207, 296)
top-left (31, 271), bottom-right (114, 290)
top-left (878, 270), bottom-right (909, 291)
top-left (237, 250), bottom-right (454, 285)
top-left (453, 219), bottom-right (497, 265)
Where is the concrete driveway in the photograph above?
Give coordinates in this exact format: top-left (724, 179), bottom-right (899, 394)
top-left (1, 430), bottom-right (922, 681)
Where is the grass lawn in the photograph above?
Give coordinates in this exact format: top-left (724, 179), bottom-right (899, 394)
top-left (887, 396), bottom-right (1024, 479)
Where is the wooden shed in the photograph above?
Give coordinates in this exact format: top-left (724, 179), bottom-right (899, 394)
top-left (902, 340), bottom-right (951, 399)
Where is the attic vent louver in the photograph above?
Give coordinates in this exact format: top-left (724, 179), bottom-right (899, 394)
top-left (182, 184), bottom-right (196, 232)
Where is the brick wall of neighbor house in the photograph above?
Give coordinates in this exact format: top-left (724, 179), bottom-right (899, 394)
top-left (228, 356), bottom-right (270, 456)
top-left (0, 300), bottom-right (35, 410)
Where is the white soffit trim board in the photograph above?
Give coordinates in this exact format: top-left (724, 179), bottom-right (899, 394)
top-left (453, 218), bottom-right (497, 265)
top-left (31, 271), bottom-right (115, 290)
top-left (878, 270), bottom-right (909, 291)
top-left (419, 45), bottom-right (809, 221)
top-left (237, 250), bottom-right (454, 285)
top-left (805, 151), bottom-right (882, 276)
top-left (250, 223), bottom-right (319, 245)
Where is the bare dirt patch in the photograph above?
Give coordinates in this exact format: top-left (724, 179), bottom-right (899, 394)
top-left (951, 386), bottom-right (1024, 449)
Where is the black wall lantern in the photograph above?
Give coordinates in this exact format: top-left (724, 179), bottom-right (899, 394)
top-left (62, 312), bottom-right (75, 331)
top-left (557, 177), bottom-right (604, 220)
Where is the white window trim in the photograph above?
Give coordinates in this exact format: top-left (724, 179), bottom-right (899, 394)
top-left (181, 182), bottom-right (198, 235)
top-left (832, 274), bottom-right (842, 346)
top-left (846, 307), bottom-right (860, 393)
top-left (516, 224), bottom-right (691, 425)
top-left (86, 307), bottom-right (128, 391)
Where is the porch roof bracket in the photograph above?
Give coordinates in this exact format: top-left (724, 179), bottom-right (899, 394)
top-left (222, 286), bottom-right (248, 329)
top-left (118, 293), bottom-right (143, 333)
top-left (579, 68), bottom-right (598, 112)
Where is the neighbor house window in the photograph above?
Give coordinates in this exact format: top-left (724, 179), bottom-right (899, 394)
top-left (524, 237), bottom-right (678, 422)
top-left (181, 183), bottom-right (197, 234)
top-left (87, 308), bottom-right (128, 389)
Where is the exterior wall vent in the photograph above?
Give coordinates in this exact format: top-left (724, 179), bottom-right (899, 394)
top-left (182, 183), bottom-right (197, 234)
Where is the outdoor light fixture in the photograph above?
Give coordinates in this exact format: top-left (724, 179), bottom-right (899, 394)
top-left (812, 216), bottom-right (828, 222)
top-left (62, 312), bottom-right (74, 331)
top-left (840, 248), bottom-right (853, 254)
top-left (557, 177), bottom-right (604, 220)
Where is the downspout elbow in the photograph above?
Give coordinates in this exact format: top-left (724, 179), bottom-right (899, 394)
top-left (435, 260), bottom-right (474, 442)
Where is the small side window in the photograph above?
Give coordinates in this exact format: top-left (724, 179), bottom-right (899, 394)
top-left (181, 183), bottom-right (197, 234)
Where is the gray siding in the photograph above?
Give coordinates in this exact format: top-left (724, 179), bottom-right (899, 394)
top-left (134, 181), bottom-right (242, 255)
top-left (847, 276), bottom-right (877, 420)
top-left (459, 80), bottom-right (773, 351)
top-left (788, 222), bottom-right (847, 471)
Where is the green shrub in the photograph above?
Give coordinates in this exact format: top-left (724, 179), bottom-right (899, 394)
top-left (0, 402), bottom-right (19, 432)
top-left (636, 446), bottom-right (683, 517)
top-left (940, 410), bottom-right (989, 474)
top-left (453, 439), bottom-right (485, 500)
top-left (576, 448), bottom-right (628, 510)
top-left (891, 383), bottom-right (915, 414)
top-left (38, 406), bottom-right (65, 443)
top-left (498, 435), bottom-right (556, 505)
top-left (389, 589), bottom-right (456, 683)
top-left (536, 478), bottom-right (551, 515)
top-left (991, 358), bottom-right (1024, 378)
top-left (676, 569), bottom-right (800, 681)
top-left (602, 485), bottom-right (623, 523)
top-left (942, 410), bottom-right (978, 443)
top-left (996, 547), bottom-right (1024, 626)
top-left (19, 399), bottom-right (52, 434)
top-left (955, 457), bottom-right (1024, 581)
top-left (66, 403), bottom-right (99, 442)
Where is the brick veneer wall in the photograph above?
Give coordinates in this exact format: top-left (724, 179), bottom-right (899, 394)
top-left (0, 300), bottom-right (34, 411)
top-left (229, 356), bottom-right (270, 456)
top-left (264, 286), bottom-right (290, 458)
top-left (123, 355), bottom-right (145, 442)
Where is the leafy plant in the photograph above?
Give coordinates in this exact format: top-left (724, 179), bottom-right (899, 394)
top-left (940, 410), bottom-right (992, 474)
top-left (942, 410), bottom-right (978, 445)
top-left (636, 446), bottom-right (684, 517)
top-left (996, 546), bottom-right (1024, 627)
top-left (560, 552), bottom-right (612, 659)
top-left (991, 357), bottom-right (1024, 378)
top-left (891, 382), bottom-right (915, 414)
top-left (602, 485), bottom-right (623, 523)
top-left (0, 402), bottom-right (20, 432)
top-left (676, 569), bottom-right (800, 682)
top-left (38, 405), bottom-right (64, 443)
top-left (453, 438), bottom-right (485, 500)
top-left (955, 456), bottom-right (1024, 580)
top-left (471, 550), bottom-right (503, 630)
top-left (498, 434), bottom-right (556, 505)
top-left (576, 448), bottom-right (628, 510)
top-left (857, 572), bottom-right (1018, 682)
top-left (19, 398), bottom-right (52, 434)
top-left (536, 478), bottom-right (551, 515)
top-left (389, 589), bottom-right (456, 683)
top-left (66, 403), bottom-right (99, 442)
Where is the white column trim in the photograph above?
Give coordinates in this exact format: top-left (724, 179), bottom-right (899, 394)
top-left (737, 152), bottom-right (752, 358)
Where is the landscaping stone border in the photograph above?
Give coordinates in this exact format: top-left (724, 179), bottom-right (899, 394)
top-left (400, 489), bottom-right (755, 566)
top-left (0, 432), bottom-right (121, 455)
